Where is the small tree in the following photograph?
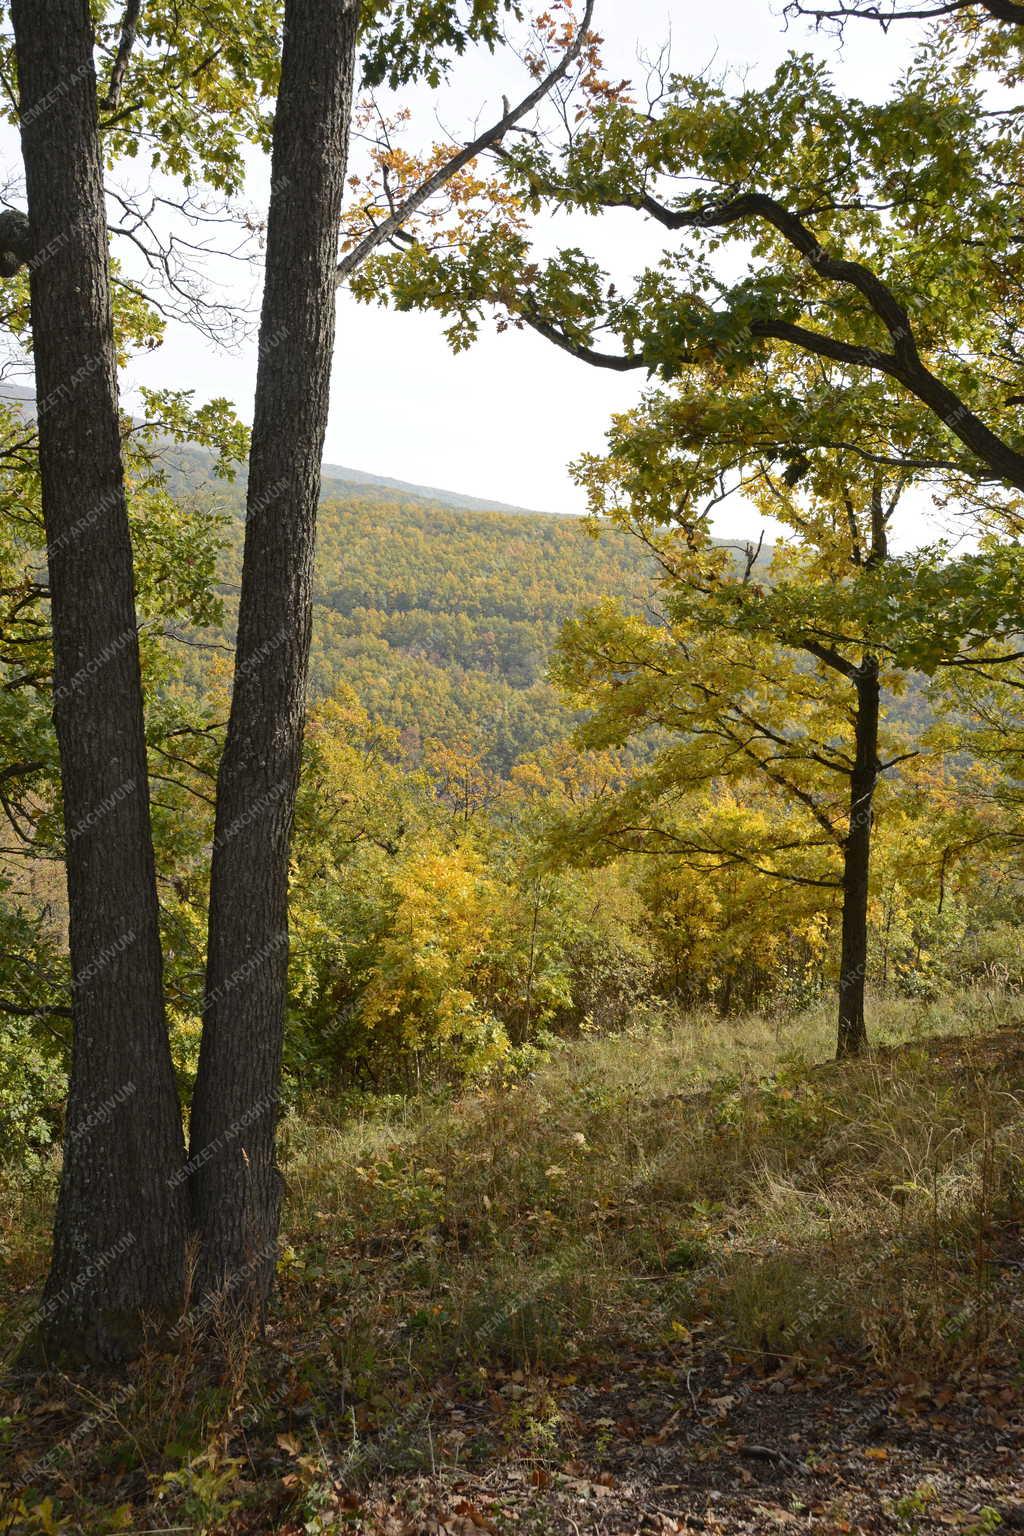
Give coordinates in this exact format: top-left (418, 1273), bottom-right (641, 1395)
top-left (551, 360), bottom-right (1024, 1055)
top-left (344, 11), bottom-right (1024, 1047)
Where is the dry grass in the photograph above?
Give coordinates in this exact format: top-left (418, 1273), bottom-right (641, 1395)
top-left (278, 987), bottom-right (1024, 1383)
top-left (2, 987), bottom-right (1023, 1533)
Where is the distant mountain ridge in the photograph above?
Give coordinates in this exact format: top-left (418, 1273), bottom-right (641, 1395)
top-left (319, 463), bottom-right (549, 518)
top-left (0, 383), bottom-right (547, 519)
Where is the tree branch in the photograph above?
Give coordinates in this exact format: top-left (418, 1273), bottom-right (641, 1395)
top-left (621, 191), bottom-right (1024, 491)
top-left (103, 0), bottom-right (144, 112)
top-left (799, 637), bottom-right (861, 679)
top-left (785, 0), bottom-right (1024, 29)
top-left (521, 307), bottom-right (647, 370)
top-left (337, 0), bottom-right (596, 284)
top-left (0, 999), bottom-right (72, 1018)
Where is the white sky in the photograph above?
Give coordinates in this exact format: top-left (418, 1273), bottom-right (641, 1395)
top-left (29, 3), bottom-right (917, 530)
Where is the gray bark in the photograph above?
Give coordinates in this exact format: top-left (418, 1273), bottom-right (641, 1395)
top-left (188, 0), bottom-right (360, 1313)
top-left (12, 0), bottom-right (187, 1362)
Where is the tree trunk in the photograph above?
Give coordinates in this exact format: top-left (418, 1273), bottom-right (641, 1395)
top-left (188, 0), bottom-right (359, 1312)
top-left (836, 656), bottom-right (880, 1059)
top-left (12, 0), bottom-right (187, 1361)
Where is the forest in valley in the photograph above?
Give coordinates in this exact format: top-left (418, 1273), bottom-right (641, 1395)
top-left (1, 0), bottom-right (1024, 1532)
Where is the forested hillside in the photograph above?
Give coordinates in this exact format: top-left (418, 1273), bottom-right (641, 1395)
top-left (188, 465), bottom-right (944, 774)
top-left (190, 472), bottom-right (659, 770)
top-left (309, 498), bottom-right (653, 769)
top-left (12, 392), bottom-right (661, 772)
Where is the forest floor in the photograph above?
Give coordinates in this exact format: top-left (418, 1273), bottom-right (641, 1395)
top-left (318, 1332), bottom-right (1024, 1536)
top-left (2, 993), bottom-right (1023, 1535)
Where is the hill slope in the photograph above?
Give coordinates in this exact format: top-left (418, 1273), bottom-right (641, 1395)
top-left (210, 487), bottom-right (656, 771)
top-left (162, 433), bottom-right (551, 518)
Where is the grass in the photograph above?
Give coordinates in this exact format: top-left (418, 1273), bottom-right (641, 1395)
top-left (2, 986), bottom-right (1023, 1533)
top-left (278, 986), bottom-right (1024, 1383)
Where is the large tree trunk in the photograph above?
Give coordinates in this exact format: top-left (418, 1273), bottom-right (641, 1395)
top-left (188, 0), bottom-right (360, 1312)
top-left (12, 0), bottom-right (187, 1362)
top-left (836, 656), bottom-right (880, 1059)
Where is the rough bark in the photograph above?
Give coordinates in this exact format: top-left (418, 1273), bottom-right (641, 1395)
top-left (12, 0), bottom-right (187, 1361)
top-left (837, 656), bottom-right (880, 1059)
top-left (188, 0), bottom-right (360, 1312)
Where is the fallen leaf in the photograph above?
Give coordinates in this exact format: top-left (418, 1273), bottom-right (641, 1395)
top-left (453, 1499), bottom-right (499, 1534)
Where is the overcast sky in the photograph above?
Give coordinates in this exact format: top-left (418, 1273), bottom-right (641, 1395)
top-left (117, 4), bottom-right (909, 528)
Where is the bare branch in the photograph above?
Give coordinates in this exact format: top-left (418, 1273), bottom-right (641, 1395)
top-left (785, 0), bottom-right (1024, 30)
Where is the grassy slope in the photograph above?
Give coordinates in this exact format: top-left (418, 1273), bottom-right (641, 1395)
top-left (2, 993), bottom-right (1023, 1533)
top-left (280, 990), bottom-right (1024, 1383)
